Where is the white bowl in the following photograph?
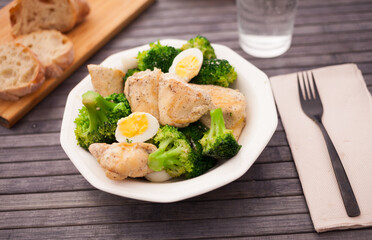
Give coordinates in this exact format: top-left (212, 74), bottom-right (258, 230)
top-left (60, 39), bottom-right (278, 203)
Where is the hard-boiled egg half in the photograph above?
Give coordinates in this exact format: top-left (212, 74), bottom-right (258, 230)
top-left (115, 112), bottom-right (159, 143)
top-left (168, 48), bottom-right (203, 82)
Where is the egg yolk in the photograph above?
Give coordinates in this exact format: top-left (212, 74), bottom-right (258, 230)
top-left (175, 55), bottom-right (200, 79)
top-left (118, 113), bottom-right (148, 138)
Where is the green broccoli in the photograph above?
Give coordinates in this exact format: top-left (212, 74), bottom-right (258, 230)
top-left (180, 122), bottom-right (217, 178)
top-left (123, 68), bottom-right (140, 83)
top-left (137, 41), bottom-right (181, 72)
top-left (148, 125), bottom-right (196, 177)
top-left (200, 108), bottom-right (241, 159)
top-left (74, 91), bottom-right (131, 150)
top-left (181, 35), bottom-right (216, 59)
top-left (191, 58), bottom-right (237, 87)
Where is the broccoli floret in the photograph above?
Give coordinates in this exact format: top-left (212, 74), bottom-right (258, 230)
top-left (137, 41), bottom-right (181, 72)
top-left (181, 35), bottom-right (216, 59)
top-left (74, 91), bottom-right (131, 150)
top-left (200, 108), bottom-right (241, 159)
top-left (191, 58), bottom-right (237, 87)
top-left (148, 125), bottom-right (196, 177)
top-left (180, 122), bottom-right (217, 178)
top-left (123, 68), bottom-right (140, 83)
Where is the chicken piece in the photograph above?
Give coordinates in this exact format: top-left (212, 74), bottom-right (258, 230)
top-left (124, 68), bottom-right (162, 120)
top-left (88, 64), bottom-right (125, 97)
top-left (191, 84), bottom-right (247, 140)
top-left (158, 73), bottom-right (215, 128)
top-left (89, 142), bottom-right (157, 180)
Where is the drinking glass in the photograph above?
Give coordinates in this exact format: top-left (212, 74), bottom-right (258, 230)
top-left (237, 0), bottom-right (298, 58)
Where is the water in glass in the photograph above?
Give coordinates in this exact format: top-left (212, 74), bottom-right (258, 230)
top-left (237, 0), bottom-right (298, 58)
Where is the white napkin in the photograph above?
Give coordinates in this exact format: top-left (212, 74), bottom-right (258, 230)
top-left (270, 64), bottom-right (372, 232)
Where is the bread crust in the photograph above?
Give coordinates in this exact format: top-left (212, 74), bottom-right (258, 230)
top-left (9, 0), bottom-right (90, 36)
top-left (73, 0), bottom-right (90, 24)
top-left (0, 42), bottom-right (45, 101)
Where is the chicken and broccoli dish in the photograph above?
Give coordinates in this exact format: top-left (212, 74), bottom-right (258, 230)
top-left (74, 36), bottom-right (247, 182)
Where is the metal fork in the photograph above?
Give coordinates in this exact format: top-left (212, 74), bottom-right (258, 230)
top-left (297, 72), bottom-right (360, 217)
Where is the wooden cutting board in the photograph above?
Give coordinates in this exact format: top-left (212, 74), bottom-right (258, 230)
top-left (0, 0), bottom-right (154, 128)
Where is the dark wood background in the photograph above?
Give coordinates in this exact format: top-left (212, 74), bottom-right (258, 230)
top-left (1, 0), bottom-right (372, 239)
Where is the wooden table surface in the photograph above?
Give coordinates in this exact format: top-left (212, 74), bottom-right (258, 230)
top-left (1, 0), bottom-right (372, 239)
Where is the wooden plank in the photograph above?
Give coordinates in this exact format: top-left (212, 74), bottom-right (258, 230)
top-left (2, 224), bottom-right (372, 240)
top-left (0, 145), bottom-right (67, 163)
top-left (0, 214), bottom-right (315, 239)
top-left (0, 0), bottom-right (155, 128)
top-left (0, 176), bottom-right (303, 198)
top-left (131, 9), bottom-right (372, 30)
top-left (256, 146), bottom-right (292, 163)
top-left (222, 39), bottom-right (372, 58)
top-left (0, 133), bottom-right (60, 148)
top-left (0, 196), bottom-right (308, 229)
top-left (0, 190), bottom-right (133, 211)
top-left (239, 229), bottom-right (372, 240)
top-left (0, 190), bottom-right (305, 213)
top-left (0, 160), bottom-right (78, 178)
top-left (365, 74), bottom-right (372, 85)
top-left (0, 119), bottom-right (62, 136)
top-left (268, 131), bottom-right (289, 146)
top-left (144, 1), bottom-right (372, 20)
top-left (241, 162), bottom-right (298, 181)
top-left (0, 175), bottom-right (93, 194)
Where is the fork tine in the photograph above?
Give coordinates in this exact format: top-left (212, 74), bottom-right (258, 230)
top-left (311, 72), bottom-right (320, 99)
top-left (297, 73), bottom-right (304, 101)
top-left (302, 71), bottom-right (310, 100)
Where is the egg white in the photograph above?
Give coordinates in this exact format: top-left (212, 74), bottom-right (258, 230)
top-left (145, 170), bottom-right (173, 182)
top-left (168, 48), bottom-right (203, 82)
top-left (115, 112), bottom-right (159, 143)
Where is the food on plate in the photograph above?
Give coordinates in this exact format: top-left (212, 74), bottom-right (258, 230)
top-left (179, 121), bottom-right (217, 178)
top-left (0, 42), bottom-right (45, 101)
top-left (168, 48), bottom-right (203, 82)
top-left (181, 35), bottom-right (216, 59)
top-left (89, 142), bottom-right (156, 180)
top-left (9, 0), bottom-right (90, 36)
top-left (73, 35), bottom-right (246, 182)
top-left (123, 68), bottom-right (140, 82)
top-left (137, 41), bottom-right (181, 72)
top-left (193, 84), bottom-right (246, 140)
top-left (74, 91), bottom-right (131, 149)
top-left (148, 125), bottom-right (215, 179)
top-left (15, 30), bottom-right (74, 79)
top-left (191, 58), bottom-right (237, 87)
top-left (124, 68), bottom-right (162, 119)
top-left (115, 112), bottom-right (160, 143)
top-left (88, 64), bottom-right (125, 97)
top-left (145, 170), bottom-right (173, 182)
top-left (200, 108), bottom-right (242, 159)
top-left (158, 73), bottom-right (214, 127)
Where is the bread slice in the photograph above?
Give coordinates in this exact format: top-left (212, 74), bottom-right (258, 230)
top-left (15, 30), bottom-right (74, 79)
top-left (9, 0), bottom-right (90, 36)
top-left (0, 42), bottom-right (45, 101)
top-left (88, 64), bottom-right (125, 97)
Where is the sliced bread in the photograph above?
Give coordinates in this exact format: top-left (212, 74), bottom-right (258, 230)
top-left (88, 64), bottom-right (125, 97)
top-left (9, 0), bottom-right (90, 36)
top-left (0, 42), bottom-right (45, 101)
top-left (15, 30), bottom-right (74, 79)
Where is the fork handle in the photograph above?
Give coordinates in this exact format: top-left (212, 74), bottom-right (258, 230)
top-left (313, 117), bottom-right (360, 217)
